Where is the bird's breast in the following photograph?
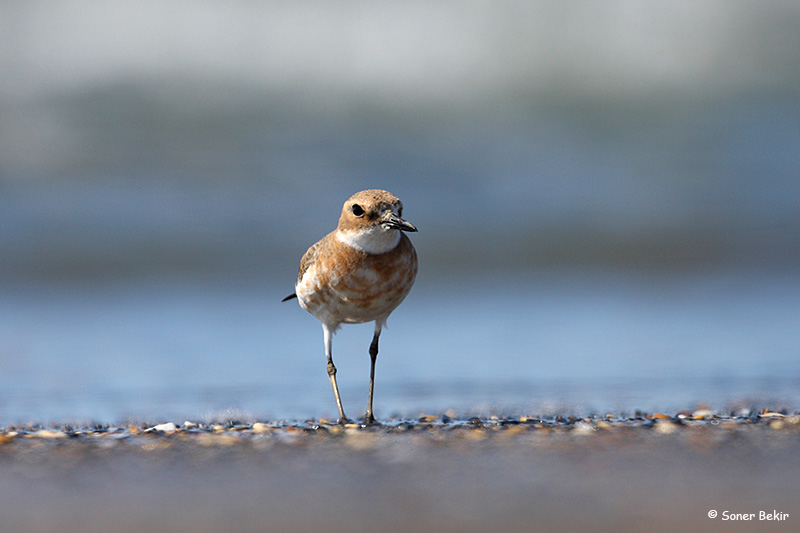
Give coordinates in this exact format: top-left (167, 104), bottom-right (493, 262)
top-left (296, 234), bottom-right (417, 326)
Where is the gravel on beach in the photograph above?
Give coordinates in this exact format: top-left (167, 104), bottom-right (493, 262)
top-left (1, 408), bottom-right (798, 532)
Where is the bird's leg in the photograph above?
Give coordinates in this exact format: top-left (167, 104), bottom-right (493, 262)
top-left (323, 325), bottom-right (349, 424)
top-left (365, 323), bottom-right (382, 425)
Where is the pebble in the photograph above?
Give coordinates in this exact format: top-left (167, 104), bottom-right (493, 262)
top-left (34, 429), bottom-right (67, 439)
top-left (148, 423), bottom-right (177, 434)
top-left (1, 408), bottom-right (798, 450)
top-left (654, 421), bottom-right (678, 434)
top-left (252, 423), bottom-right (271, 434)
top-left (572, 422), bottom-right (596, 435)
top-left (758, 411), bottom-right (785, 419)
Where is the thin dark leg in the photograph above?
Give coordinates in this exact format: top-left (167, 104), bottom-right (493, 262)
top-left (365, 325), bottom-right (381, 424)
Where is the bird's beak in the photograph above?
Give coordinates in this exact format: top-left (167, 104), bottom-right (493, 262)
top-left (382, 213), bottom-right (418, 232)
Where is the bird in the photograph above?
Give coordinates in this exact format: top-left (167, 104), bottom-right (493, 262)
top-left (282, 189), bottom-right (418, 424)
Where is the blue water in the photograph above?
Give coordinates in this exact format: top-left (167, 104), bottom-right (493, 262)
top-left (2, 270), bottom-right (797, 424)
top-left (2, 2), bottom-right (800, 424)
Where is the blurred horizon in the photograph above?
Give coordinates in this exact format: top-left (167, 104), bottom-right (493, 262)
top-left (2, 1), bottom-right (800, 284)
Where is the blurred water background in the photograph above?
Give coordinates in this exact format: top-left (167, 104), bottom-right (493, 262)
top-left (1, 1), bottom-right (799, 424)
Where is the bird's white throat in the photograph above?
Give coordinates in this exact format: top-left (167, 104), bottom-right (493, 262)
top-left (336, 227), bottom-right (401, 254)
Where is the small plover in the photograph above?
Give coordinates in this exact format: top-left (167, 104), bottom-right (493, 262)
top-left (283, 189), bottom-right (418, 424)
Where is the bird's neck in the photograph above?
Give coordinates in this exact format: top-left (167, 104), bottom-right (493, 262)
top-left (336, 227), bottom-right (401, 254)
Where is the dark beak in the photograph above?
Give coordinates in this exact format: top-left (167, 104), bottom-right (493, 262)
top-left (382, 213), bottom-right (418, 232)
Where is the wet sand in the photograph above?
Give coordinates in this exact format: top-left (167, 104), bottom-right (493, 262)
top-left (1, 410), bottom-right (798, 532)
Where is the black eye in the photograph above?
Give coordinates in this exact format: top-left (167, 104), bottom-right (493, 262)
top-left (351, 204), bottom-right (364, 217)
top-left (398, 206), bottom-right (403, 217)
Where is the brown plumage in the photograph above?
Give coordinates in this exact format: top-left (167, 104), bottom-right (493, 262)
top-left (284, 190), bottom-right (418, 424)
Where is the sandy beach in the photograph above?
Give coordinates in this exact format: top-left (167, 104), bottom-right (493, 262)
top-left (1, 410), bottom-right (798, 532)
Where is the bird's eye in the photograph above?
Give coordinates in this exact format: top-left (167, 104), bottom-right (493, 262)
top-left (351, 204), bottom-right (365, 217)
top-left (398, 207), bottom-right (403, 217)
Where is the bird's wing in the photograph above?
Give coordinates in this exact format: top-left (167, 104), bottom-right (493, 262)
top-left (282, 232), bottom-right (331, 303)
top-left (297, 237), bottom-right (324, 283)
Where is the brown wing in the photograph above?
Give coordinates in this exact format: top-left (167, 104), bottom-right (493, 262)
top-left (297, 237), bottom-right (324, 283)
top-left (282, 234), bottom-right (329, 303)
